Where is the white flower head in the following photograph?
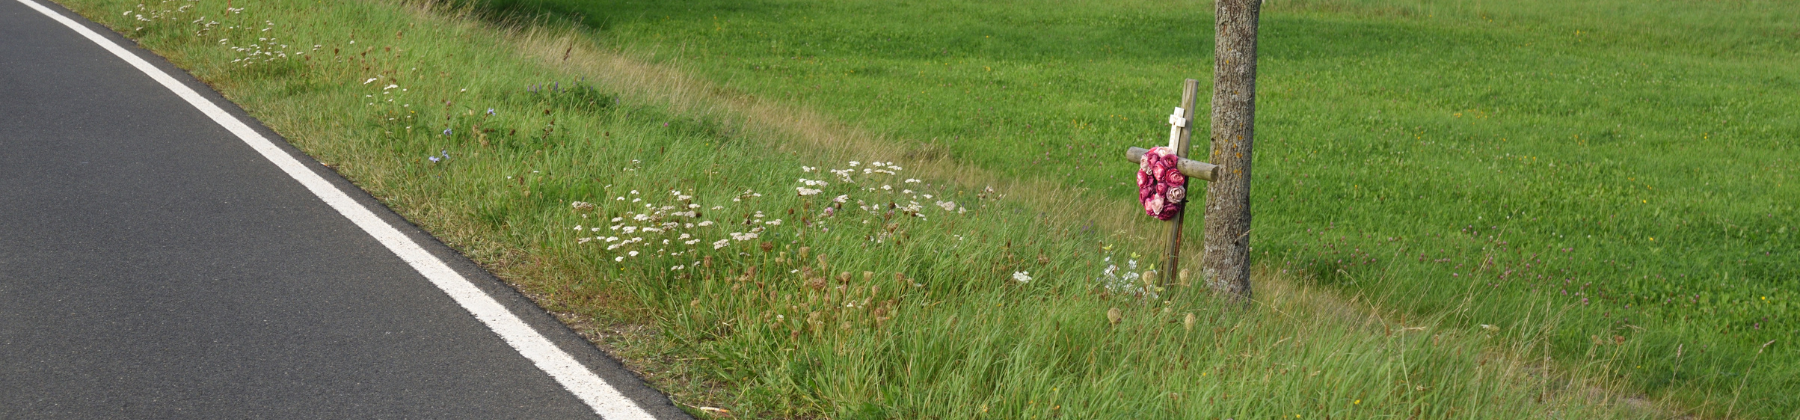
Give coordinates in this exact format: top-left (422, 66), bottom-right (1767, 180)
top-left (1013, 271), bottom-right (1032, 283)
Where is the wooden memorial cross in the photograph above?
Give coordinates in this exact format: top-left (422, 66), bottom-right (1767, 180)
top-left (1124, 79), bottom-right (1217, 287)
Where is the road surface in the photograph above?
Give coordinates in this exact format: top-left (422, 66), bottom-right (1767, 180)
top-left (0, 1), bottom-right (687, 418)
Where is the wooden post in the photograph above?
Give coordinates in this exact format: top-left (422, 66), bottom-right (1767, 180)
top-left (1201, 0), bottom-right (1262, 301)
top-left (1163, 79), bottom-right (1201, 287)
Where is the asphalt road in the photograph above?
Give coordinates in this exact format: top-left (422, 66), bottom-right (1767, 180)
top-left (0, 1), bottom-right (686, 418)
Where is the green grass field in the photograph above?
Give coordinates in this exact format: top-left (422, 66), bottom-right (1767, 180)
top-left (470, 0), bottom-right (1800, 414)
top-left (67, 0), bottom-right (1796, 417)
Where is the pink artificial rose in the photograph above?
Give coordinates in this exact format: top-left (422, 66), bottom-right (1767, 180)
top-left (1136, 146), bottom-right (1189, 220)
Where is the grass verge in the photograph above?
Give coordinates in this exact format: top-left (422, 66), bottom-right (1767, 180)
top-left (64, 0), bottom-right (1773, 417)
top-left (460, 0), bottom-right (1800, 415)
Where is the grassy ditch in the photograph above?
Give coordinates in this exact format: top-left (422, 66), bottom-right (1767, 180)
top-left (64, 0), bottom-right (1762, 417)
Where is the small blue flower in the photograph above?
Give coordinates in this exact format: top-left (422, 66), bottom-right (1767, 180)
top-left (486, 108), bottom-right (495, 116)
top-left (443, 128), bottom-right (452, 136)
top-left (428, 155), bottom-right (440, 163)
top-left (441, 150), bottom-right (449, 159)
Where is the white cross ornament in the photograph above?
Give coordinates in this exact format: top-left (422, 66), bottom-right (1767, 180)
top-left (1167, 107), bottom-right (1187, 150)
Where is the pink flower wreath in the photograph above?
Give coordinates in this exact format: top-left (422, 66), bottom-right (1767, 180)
top-left (1136, 146), bottom-right (1188, 220)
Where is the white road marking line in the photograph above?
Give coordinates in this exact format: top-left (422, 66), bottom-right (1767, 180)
top-left (16, 1), bottom-right (657, 418)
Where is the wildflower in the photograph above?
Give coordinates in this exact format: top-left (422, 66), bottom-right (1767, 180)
top-left (698, 221), bottom-right (715, 227)
top-left (571, 201), bottom-right (595, 210)
top-left (713, 239), bottom-right (730, 249)
top-left (1013, 271), bottom-right (1032, 283)
top-left (905, 178), bottom-right (921, 184)
top-left (797, 187), bottom-right (822, 196)
top-left (572, 225), bottom-right (583, 231)
top-left (936, 201), bottom-right (958, 212)
top-left (384, 84), bottom-right (398, 90)
top-left (486, 108), bottom-right (495, 116)
top-left (428, 155), bottom-right (440, 163)
top-left (443, 128), bottom-right (452, 136)
top-left (362, 77), bottom-right (378, 84)
top-left (834, 195), bottom-right (849, 203)
top-left (628, 251), bottom-right (639, 257)
top-left (849, 161), bottom-right (861, 166)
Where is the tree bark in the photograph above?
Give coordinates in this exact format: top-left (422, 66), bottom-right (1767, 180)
top-left (1201, 0), bottom-right (1261, 301)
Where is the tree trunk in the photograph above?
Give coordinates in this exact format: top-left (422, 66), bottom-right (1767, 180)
top-left (1201, 0), bottom-right (1261, 301)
